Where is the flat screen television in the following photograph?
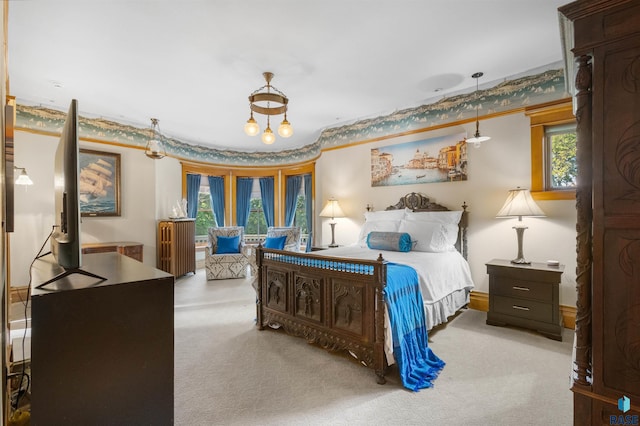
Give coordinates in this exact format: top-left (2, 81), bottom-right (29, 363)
top-left (38, 99), bottom-right (104, 288)
top-left (51, 99), bottom-right (81, 269)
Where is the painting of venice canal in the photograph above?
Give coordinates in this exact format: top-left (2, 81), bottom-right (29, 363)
top-left (371, 132), bottom-right (467, 187)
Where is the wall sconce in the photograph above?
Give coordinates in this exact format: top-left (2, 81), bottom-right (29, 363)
top-left (14, 166), bottom-right (33, 185)
top-left (319, 198), bottom-right (345, 247)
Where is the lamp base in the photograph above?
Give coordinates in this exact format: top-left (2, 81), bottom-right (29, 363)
top-left (511, 225), bottom-right (530, 265)
top-left (329, 222), bottom-right (338, 247)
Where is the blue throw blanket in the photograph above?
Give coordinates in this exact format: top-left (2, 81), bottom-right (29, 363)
top-left (385, 263), bottom-right (445, 391)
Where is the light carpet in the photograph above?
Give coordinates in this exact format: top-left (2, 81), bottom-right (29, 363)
top-left (174, 270), bottom-right (573, 425)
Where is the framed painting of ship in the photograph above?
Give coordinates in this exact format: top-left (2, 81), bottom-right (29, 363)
top-left (371, 132), bottom-right (467, 187)
top-left (79, 149), bottom-right (121, 217)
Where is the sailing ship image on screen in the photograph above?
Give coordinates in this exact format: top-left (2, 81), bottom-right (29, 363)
top-left (79, 155), bottom-right (114, 212)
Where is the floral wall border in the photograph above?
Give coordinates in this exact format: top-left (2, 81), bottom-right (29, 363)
top-left (15, 67), bottom-right (567, 167)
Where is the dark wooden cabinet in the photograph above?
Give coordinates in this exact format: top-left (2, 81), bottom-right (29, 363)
top-left (560, 0), bottom-right (640, 422)
top-left (30, 253), bottom-right (174, 425)
top-left (82, 241), bottom-right (143, 262)
top-left (486, 259), bottom-right (564, 341)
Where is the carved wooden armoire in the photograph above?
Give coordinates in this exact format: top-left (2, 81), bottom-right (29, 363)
top-left (560, 0), bottom-right (640, 423)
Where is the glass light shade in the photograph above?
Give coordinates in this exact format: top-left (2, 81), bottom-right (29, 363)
top-left (15, 169), bottom-right (33, 185)
top-left (148, 139), bottom-right (161, 155)
top-left (319, 199), bottom-right (345, 219)
top-left (278, 119), bottom-right (293, 138)
top-left (261, 126), bottom-right (275, 144)
top-left (244, 117), bottom-right (260, 136)
top-left (467, 129), bottom-right (491, 148)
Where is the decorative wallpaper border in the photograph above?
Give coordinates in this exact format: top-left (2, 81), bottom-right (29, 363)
top-left (16, 67), bottom-right (567, 166)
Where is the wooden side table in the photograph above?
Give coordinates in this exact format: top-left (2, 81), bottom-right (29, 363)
top-left (486, 258), bottom-right (564, 341)
top-left (82, 241), bottom-right (143, 262)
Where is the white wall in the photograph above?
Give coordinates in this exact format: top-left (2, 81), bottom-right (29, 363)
top-left (10, 131), bottom-right (182, 287)
top-left (315, 112), bottom-right (578, 307)
top-left (11, 110), bottom-right (578, 308)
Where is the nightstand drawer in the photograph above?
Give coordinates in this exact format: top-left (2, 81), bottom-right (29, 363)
top-left (492, 295), bottom-right (553, 323)
top-left (491, 276), bottom-right (552, 302)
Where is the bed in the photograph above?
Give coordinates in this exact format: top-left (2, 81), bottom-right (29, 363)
top-left (255, 192), bottom-right (474, 387)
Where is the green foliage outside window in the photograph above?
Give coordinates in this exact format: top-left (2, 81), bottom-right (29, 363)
top-left (195, 192), bottom-right (216, 236)
top-left (549, 130), bottom-right (577, 189)
top-left (246, 198), bottom-right (268, 235)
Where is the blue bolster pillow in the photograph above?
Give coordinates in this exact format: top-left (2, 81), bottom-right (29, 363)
top-left (366, 231), bottom-right (413, 252)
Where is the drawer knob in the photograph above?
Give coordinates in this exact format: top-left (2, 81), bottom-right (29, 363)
top-left (512, 286), bottom-right (530, 291)
top-left (512, 305), bottom-right (530, 311)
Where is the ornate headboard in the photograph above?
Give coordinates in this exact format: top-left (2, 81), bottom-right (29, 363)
top-left (386, 192), bottom-right (469, 260)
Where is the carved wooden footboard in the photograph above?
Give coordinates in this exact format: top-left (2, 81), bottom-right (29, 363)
top-left (255, 192), bottom-right (469, 385)
top-left (256, 249), bottom-right (390, 384)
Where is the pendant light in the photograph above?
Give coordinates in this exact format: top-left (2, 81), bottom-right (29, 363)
top-left (467, 72), bottom-right (491, 148)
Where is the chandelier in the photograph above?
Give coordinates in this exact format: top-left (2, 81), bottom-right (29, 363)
top-left (145, 118), bottom-right (166, 159)
top-left (244, 72), bottom-right (293, 145)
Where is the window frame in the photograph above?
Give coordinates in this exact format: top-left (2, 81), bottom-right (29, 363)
top-left (526, 101), bottom-right (576, 201)
top-left (181, 161), bottom-right (315, 228)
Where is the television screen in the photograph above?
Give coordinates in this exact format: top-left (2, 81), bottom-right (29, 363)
top-left (51, 99), bottom-right (81, 269)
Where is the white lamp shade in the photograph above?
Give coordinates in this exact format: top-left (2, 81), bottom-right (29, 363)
top-left (319, 199), bottom-right (345, 219)
top-left (15, 169), bottom-right (33, 185)
top-left (496, 187), bottom-right (545, 219)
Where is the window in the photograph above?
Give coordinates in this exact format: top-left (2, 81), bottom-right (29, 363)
top-left (194, 178), bottom-right (217, 237)
top-left (545, 123), bottom-right (577, 190)
top-left (245, 179), bottom-right (267, 237)
top-left (527, 101), bottom-right (576, 200)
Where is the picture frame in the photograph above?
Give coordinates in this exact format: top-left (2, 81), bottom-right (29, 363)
top-left (371, 132), bottom-right (467, 187)
top-left (79, 149), bottom-right (121, 217)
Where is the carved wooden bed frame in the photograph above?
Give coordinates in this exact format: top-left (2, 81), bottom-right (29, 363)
top-left (255, 192), bottom-right (468, 384)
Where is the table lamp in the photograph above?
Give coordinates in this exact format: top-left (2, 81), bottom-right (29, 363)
top-left (496, 187), bottom-right (545, 264)
top-left (319, 198), bottom-right (345, 247)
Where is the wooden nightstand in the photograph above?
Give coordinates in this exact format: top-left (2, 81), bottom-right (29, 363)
top-left (486, 259), bottom-right (564, 341)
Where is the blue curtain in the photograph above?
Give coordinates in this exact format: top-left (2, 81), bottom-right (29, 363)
top-left (186, 173), bottom-right (201, 219)
top-left (207, 176), bottom-right (225, 226)
top-left (284, 175), bottom-right (303, 227)
top-left (304, 174), bottom-right (313, 252)
top-left (236, 177), bottom-right (253, 227)
top-left (259, 177), bottom-right (275, 227)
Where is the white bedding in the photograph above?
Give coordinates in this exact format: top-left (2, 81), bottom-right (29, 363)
top-left (314, 245), bottom-right (475, 365)
top-left (315, 245), bottom-right (474, 303)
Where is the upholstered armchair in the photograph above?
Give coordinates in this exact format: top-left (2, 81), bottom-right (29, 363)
top-left (250, 226), bottom-right (302, 290)
top-left (265, 226), bottom-right (302, 252)
top-left (205, 226), bottom-right (252, 280)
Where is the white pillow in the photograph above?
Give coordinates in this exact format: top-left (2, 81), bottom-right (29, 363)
top-left (363, 209), bottom-right (406, 222)
top-left (398, 220), bottom-right (458, 252)
top-left (404, 210), bottom-right (463, 224)
top-left (357, 220), bottom-right (400, 247)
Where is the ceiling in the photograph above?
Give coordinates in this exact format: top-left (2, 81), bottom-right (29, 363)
top-left (7, 1), bottom-right (568, 153)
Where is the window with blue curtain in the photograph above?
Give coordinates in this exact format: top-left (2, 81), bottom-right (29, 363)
top-left (186, 173), bottom-right (201, 219)
top-left (284, 175), bottom-right (302, 227)
top-left (208, 176), bottom-right (225, 226)
top-left (259, 177), bottom-right (275, 228)
top-left (303, 174), bottom-right (313, 251)
top-left (236, 177), bottom-right (253, 227)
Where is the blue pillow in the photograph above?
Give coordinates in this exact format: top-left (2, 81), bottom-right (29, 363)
top-left (264, 235), bottom-right (287, 250)
top-left (216, 235), bottom-right (240, 254)
top-left (366, 231), bottom-right (412, 252)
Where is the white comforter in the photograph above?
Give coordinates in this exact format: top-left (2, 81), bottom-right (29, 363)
top-left (314, 245), bottom-right (474, 302)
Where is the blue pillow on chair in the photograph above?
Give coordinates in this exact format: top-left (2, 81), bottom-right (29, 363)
top-left (216, 235), bottom-right (240, 254)
top-left (264, 235), bottom-right (287, 250)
